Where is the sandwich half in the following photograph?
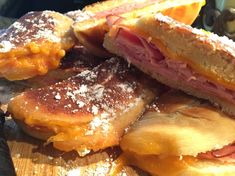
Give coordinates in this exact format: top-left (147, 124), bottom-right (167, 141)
top-left (8, 57), bottom-right (163, 156)
top-left (0, 11), bottom-right (76, 80)
top-left (120, 90), bottom-right (235, 176)
top-left (104, 13), bottom-right (235, 116)
top-left (72, 0), bottom-right (205, 57)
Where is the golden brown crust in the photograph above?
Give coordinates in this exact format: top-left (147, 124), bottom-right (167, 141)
top-left (22, 45), bottom-right (101, 88)
top-left (0, 11), bottom-right (76, 80)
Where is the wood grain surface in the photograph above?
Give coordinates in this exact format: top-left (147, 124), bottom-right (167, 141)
top-left (0, 79), bottom-right (145, 176)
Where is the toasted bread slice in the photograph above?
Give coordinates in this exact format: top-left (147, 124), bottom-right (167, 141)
top-left (120, 90), bottom-right (235, 176)
top-left (8, 57), bottom-right (163, 156)
top-left (72, 0), bottom-right (204, 57)
top-left (104, 13), bottom-right (235, 116)
top-left (0, 11), bottom-right (76, 80)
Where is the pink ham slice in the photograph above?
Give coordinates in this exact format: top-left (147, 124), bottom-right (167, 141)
top-left (113, 27), bottom-right (235, 105)
top-left (198, 143), bottom-right (235, 160)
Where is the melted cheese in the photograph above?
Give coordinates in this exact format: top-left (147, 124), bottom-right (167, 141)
top-left (121, 152), bottom-right (235, 176)
top-left (0, 41), bottom-right (66, 80)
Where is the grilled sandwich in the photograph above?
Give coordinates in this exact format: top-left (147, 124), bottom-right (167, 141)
top-left (120, 90), bottom-right (235, 176)
top-left (8, 57), bottom-right (163, 156)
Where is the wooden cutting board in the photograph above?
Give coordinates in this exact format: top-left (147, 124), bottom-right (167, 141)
top-left (0, 79), bottom-right (145, 176)
top-left (4, 117), bottom-right (142, 176)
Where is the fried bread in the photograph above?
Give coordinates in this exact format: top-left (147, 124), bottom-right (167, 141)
top-left (8, 57), bottom-right (163, 156)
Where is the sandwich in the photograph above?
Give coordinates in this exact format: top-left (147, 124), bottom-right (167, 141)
top-left (103, 13), bottom-right (235, 116)
top-left (72, 0), bottom-right (205, 57)
top-left (120, 90), bottom-right (235, 176)
top-left (0, 11), bottom-right (76, 80)
top-left (7, 57), bottom-right (163, 156)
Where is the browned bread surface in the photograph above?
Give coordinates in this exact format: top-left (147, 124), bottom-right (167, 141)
top-left (0, 45), bottom-right (101, 104)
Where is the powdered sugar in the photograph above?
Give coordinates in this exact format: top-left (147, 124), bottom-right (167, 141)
top-left (155, 13), bottom-right (235, 57)
top-left (22, 57), bottom-right (151, 156)
top-left (0, 40), bottom-right (13, 52)
top-left (66, 10), bottom-right (94, 22)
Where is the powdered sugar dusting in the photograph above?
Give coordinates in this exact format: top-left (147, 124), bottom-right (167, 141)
top-left (25, 57), bottom-right (150, 154)
top-left (0, 11), bottom-right (61, 53)
top-left (0, 40), bottom-right (13, 52)
top-left (66, 10), bottom-right (94, 22)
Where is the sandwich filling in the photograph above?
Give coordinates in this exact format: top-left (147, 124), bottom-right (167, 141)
top-left (113, 28), bottom-right (235, 105)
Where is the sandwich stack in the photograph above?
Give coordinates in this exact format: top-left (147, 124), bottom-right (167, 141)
top-left (3, 0), bottom-right (235, 175)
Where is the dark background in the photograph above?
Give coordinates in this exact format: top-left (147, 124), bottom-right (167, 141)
top-left (0, 0), bottom-right (101, 28)
top-left (0, 0), bottom-right (99, 18)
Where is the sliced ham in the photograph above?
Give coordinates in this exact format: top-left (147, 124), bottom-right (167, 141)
top-left (114, 28), bottom-right (235, 105)
top-left (198, 143), bottom-right (235, 161)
